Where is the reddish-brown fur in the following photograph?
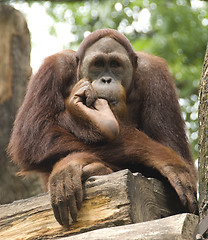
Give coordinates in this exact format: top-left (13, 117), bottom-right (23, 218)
top-left (8, 29), bottom-right (197, 226)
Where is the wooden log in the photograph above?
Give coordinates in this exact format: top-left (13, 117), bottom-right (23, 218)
top-left (57, 213), bottom-right (198, 240)
top-left (0, 170), bottom-right (187, 240)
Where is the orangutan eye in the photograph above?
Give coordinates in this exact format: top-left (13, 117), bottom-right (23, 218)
top-left (110, 60), bottom-right (121, 68)
top-left (94, 59), bottom-right (105, 68)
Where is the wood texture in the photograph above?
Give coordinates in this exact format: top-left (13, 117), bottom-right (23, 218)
top-left (0, 4), bottom-right (43, 205)
top-left (0, 170), bottom-right (186, 240)
top-left (198, 44), bottom-right (208, 238)
top-left (57, 213), bottom-right (198, 240)
top-left (198, 43), bottom-right (208, 219)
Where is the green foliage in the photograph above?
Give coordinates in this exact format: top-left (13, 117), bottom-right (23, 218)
top-left (148, 0), bottom-right (207, 95)
top-left (22, 0), bottom-right (208, 159)
top-left (146, 0), bottom-right (207, 160)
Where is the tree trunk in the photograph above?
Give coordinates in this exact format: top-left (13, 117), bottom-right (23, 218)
top-left (198, 43), bottom-right (208, 237)
top-left (0, 4), bottom-right (43, 204)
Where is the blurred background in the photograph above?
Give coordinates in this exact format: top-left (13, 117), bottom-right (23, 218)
top-left (1, 0), bottom-right (207, 203)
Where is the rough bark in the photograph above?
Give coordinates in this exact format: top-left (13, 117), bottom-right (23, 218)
top-left (197, 44), bottom-right (208, 239)
top-left (0, 4), bottom-right (43, 204)
top-left (198, 43), bottom-right (208, 218)
top-left (0, 170), bottom-right (189, 240)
